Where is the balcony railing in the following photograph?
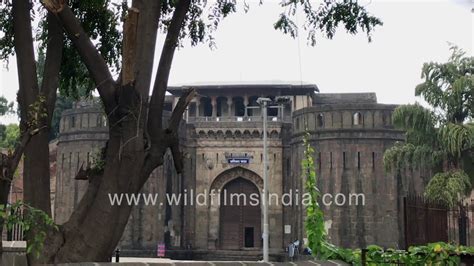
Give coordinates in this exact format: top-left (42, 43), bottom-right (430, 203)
top-left (187, 116), bottom-right (291, 123)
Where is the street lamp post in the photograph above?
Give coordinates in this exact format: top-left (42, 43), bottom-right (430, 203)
top-left (256, 97), bottom-right (271, 262)
top-left (251, 97), bottom-right (290, 262)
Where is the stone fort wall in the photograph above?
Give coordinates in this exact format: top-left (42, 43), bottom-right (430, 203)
top-left (288, 94), bottom-right (424, 249)
top-left (53, 90), bottom-right (423, 255)
top-left (54, 101), bottom-right (178, 253)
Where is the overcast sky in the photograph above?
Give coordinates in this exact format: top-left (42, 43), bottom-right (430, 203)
top-left (1, 0), bottom-right (472, 124)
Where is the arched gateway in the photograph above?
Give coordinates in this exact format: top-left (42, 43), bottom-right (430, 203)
top-left (208, 167), bottom-right (263, 250)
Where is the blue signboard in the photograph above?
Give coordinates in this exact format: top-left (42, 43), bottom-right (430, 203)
top-left (227, 158), bottom-right (250, 164)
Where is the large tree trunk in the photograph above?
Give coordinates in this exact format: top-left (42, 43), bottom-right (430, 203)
top-left (35, 0), bottom-right (193, 263)
top-left (23, 132), bottom-right (52, 216)
top-left (11, 2), bottom-right (63, 264)
top-left (41, 90), bottom-right (151, 262)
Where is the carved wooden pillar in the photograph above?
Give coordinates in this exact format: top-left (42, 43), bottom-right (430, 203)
top-left (195, 97), bottom-right (200, 117)
top-left (227, 97), bottom-right (232, 117)
top-left (211, 96), bottom-right (217, 117)
top-left (244, 95), bottom-right (249, 117)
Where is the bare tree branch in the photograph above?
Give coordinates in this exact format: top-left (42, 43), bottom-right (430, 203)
top-left (168, 88), bottom-right (196, 131)
top-left (41, 0), bottom-right (117, 114)
top-left (122, 8), bottom-right (139, 86)
top-left (166, 88), bottom-right (195, 174)
top-left (130, 0), bottom-right (161, 97)
top-left (148, 0), bottom-right (191, 136)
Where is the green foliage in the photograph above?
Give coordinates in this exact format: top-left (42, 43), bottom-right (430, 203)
top-left (384, 45), bottom-right (473, 205)
top-left (392, 104), bottom-right (437, 146)
top-left (1, 0), bottom-right (382, 96)
top-left (274, 0), bottom-right (383, 45)
top-left (0, 123), bottom-right (20, 150)
top-left (415, 46), bottom-right (474, 123)
top-left (159, 0), bottom-right (382, 49)
top-left (0, 4), bottom-right (13, 61)
top-left (27, 94), bottom-right (48, 128)
top-left (424, 170), bottom-right (471, 207)
top-left (301, 131), bottom-right (357, 262)
top-left (360, 242), bottom-right (474, 265)
top-left (37, 0), bottom-right (123, 97)
top-left (383, 143), bottom-right (443, 173)
top-left (0, 95), bottom-right (14, 116)
top-left (0, 201), bottom-right (58, 258)
top-left (302, 132), bottom-right (327, 257)
top-left (316, 242), bottom-right (474, 265)
top-left (438, 123), bottom-right (473, 158)
top-left (0, 0), bottom-right (123, 96)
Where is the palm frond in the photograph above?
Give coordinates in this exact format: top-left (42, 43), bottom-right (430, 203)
top-left (383, 142), bottom-right (440, 172)
top-left (424, 170), bottom-right (471, 207)
top-left (438, 123), bottom-right (473, 158)
top-left (392, 104), bottom-right (436, 133)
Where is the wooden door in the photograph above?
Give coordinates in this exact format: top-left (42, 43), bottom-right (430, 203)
top-left (220, 177), bottom-right (261, 249)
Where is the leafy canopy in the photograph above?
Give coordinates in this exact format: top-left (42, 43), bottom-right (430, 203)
top-left (0, 123), bottom-right (20, 150)
top-left (0, 0), bottom-right (382, 97)
top-left (383, 45), bottom-right (473, 207)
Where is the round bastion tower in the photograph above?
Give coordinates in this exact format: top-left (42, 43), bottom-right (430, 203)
top-left (288, 93), bottom-right (413, 249)
top-left (55, 100), bottom-right (179, 255)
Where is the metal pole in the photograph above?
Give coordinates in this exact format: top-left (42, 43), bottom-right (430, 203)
top-left (262, 100), bottom-right (269, 262)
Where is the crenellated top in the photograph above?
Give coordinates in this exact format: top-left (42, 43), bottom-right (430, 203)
top-left (292, 102), bottom-right (400, 134)
top-left (59, 104), bottom-right (108, 134)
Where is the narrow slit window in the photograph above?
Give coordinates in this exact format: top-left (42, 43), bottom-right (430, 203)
top-left (353, 112), bottom-right (362, 126)
top-left (318, 152), bottom-right (322, 169)
top-left (372, 152), bottom-right (375, 169)
top-left (286, 158), bottom-right (291, 177)
top-left (343, 152), bottom-right (346, 169)
top-left (317, 114), bottom-right (324, 128)
top-left (357, 152), bottom-right (361, 170)
top-left (330, 152), bottom-right (333, 169)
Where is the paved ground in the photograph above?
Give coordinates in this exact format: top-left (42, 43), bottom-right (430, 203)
top-left (110, 258), bottom-right (349, 266)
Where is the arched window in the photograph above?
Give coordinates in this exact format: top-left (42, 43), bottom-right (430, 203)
top-left (200, 97), bottom-right (213, 117)
top-left (382, 112), bottom-right (388, 126)
top-left (353, 112), bottom-right (362, 126)
top-left (233, 97), bottom-right (245, 117)
top-left (317, 113), bottom-right (324, 128)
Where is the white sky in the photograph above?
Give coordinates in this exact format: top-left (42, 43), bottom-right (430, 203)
top-left (1, 0), bottom-right (473, 124)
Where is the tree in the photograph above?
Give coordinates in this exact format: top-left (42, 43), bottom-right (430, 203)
top-left (1, 0), bottom-right (121, 261)
top-left (2, 0), bottom-right (382, 262)
top-left (0, 96), bottom-right (14, 146)
top-left (0, 96), bottom-right (45, 258)
top-left (0, 96), bottom-right (13, 116)
top-left (0, 124), bottom-right (20, 149)
top-left (384, 46), bottom-right (473, 207)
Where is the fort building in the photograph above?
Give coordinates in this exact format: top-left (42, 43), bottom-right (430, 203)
top-left (54, 83), bottom-right (418, 260)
